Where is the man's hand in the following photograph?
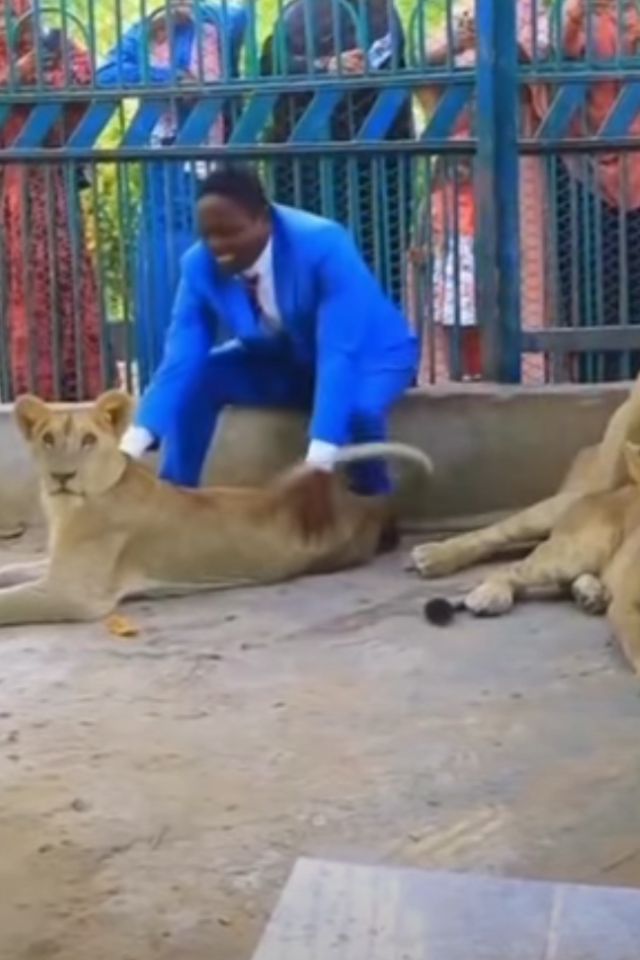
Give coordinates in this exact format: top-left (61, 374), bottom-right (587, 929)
top-left (327, 48), bottom-right (366, 75)
top-left (15, 49), bottom-right (38, 84)
top-left (454, 12), bottom-right (475, 53)
top-left (177, 68), bottom-right (196, 84)
top-left (306, 439), bottom-right (338, 471)
top-left (120, 425), bottom-right (154, 459)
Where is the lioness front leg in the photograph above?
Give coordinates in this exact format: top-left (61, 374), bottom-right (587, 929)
top-left (0, 559), bottom-right (48, 588)
top-left (571, 574), bottom-right (610, 615)
top-left (0, 578), bottom-right (115, 626)
top-left (411, 492), bottom-right (578, 579)
top-left (464, 538), bottom-right (598, 617)
top-left (602, 531), bottom-right (640, 674)
top-left (608, 595), bottom-right (640, 674)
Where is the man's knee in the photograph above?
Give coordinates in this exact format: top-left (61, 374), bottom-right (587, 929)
top-left (172, 347), bottom-right (242, 418)
top-left (350, 402), bottom-right (386, 441)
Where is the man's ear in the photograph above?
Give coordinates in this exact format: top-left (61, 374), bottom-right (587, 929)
top-left (94, 391), bottom-right (133, 438)
top-left (625, 442), bottom-right (640, 485)
top-left (14, 395), bottom-right (49, 441)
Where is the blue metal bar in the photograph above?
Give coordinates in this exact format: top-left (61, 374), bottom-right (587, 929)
top-left (600, 83), bottom-right (640, 138)
top-left (176, 99), bottom-right (225, 145)
top-left (421, 84), bottom-right (473, 140)
top-left (492, 0), bottom-right (521, 382)
top-left (474, 0), bottom-right (521, 382)
top-left (536, 86), bottom-right (587, 141)
top-left (0, 139), bottom-right (476, 164)
top-left (228, 93), bottom-right (279, 144)
top-left (289, 90), bottom-right (343, 142)
top-left (11, 104), bottom-right (63, 148)
top-left (2, 68), bottom-right (474, 104)
top-left (474, 0), bottom-right (499, 381)
top-left (356, 88), bottom-right (406, 141)
top-left (121, 99), bottom-right (167, 146)
top-left (66, 102), bottom-right (119, 149)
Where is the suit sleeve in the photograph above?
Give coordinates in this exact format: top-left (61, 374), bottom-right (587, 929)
top-left (309, 231), bottom-right (368, 446)
top-left (97, 26), bottom-right (173, 86)
top-left (135, 268), bottom-right (216, 441)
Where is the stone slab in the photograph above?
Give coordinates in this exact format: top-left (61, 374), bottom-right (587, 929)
top-left (252, 858), bottom-right (640, 959)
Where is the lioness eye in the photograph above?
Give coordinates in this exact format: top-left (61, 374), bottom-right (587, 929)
top-left (82, 433), bottom-right (97, 449)
top-left (42, 432), bottom-right (54, 447)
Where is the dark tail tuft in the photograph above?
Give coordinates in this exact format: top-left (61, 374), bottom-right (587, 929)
top-left (424, 597), bottom-right (457, 626)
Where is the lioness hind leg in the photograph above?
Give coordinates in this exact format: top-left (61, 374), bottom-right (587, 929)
top-left (571, 574), bottom-right (610, 616)
top-left (464, 537), bottom-right (594, 618)
top-left (410, 492), bottom-right (578, 579)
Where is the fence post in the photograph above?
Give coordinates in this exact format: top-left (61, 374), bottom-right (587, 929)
top-left (474, 0), bottom-right (522, 382)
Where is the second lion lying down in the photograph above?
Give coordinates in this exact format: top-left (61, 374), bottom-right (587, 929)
top-left (0, 391), bottom-right (432, 626)
top-left (412, 377), bottom-right (640, 673)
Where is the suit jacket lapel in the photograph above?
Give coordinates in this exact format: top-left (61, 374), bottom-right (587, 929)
top-left (272, 209), bottom-right (296, 330)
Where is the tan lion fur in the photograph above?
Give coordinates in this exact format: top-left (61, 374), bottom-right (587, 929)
top-left (412, 378), bottom-right (640, 673)
top-left (0, 391), bottom-right (432, 627)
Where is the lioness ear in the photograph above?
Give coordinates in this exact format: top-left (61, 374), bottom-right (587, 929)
top-left (14, 394), bottom-right (49, 441)
top-left (94, 390), bottom-right (133, 438)
top-left (624, 442), bottom-right (640, 485)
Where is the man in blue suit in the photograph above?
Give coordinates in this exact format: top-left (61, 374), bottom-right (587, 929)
top-left (121, 164), bottom-right (417, 500)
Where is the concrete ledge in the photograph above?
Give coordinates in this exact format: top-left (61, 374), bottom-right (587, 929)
top-left (0, 382), bottom-right (630, 531)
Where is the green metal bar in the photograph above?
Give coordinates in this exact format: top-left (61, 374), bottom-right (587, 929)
top-left (0, 139), bottom-right (476, 163)
top-left (43, 164), bottom-right (63, 398)
top-left (522, 327), bottom-right (640, 352)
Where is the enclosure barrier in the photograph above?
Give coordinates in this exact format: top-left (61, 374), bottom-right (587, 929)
top-left (1, 0), bottom-right (639, 400)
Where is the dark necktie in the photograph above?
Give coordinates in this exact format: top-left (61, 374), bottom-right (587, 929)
top-left (244, 274), bottom-right (261, 318)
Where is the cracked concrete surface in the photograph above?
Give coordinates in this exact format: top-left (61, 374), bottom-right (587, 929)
top-left (1, 532), bottom-right (640, 960)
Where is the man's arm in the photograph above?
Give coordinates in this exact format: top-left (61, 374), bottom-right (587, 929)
top-left (306, 229), bottom-right (369, 469)
top-left (97, 24), bottom-right (173, 86)
top-left (121, 267), bottom-right (216, 454)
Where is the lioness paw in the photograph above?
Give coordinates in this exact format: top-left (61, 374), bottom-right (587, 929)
top-left (409, 541), bottom-right (465, 579)
top-left (572, 574), bottom-right (609, 616)
top-left (465, 580), bottom-right (514, 617)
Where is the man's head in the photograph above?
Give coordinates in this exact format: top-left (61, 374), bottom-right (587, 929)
top-left (197, 164), bottom-right (272, 276)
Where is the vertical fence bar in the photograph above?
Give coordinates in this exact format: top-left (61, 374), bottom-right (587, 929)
top-left (474, 0), bottom-right (521, 382)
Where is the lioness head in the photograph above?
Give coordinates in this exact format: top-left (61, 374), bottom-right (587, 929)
top-left (15, 390), bottom-right (133, 498)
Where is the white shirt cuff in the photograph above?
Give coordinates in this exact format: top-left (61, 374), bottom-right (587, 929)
top-left (120, 425), bottom-right (154, 459)
top-left (306, 440), bottom-right (338, 471)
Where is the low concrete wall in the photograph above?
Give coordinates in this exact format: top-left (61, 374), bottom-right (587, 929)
top-left (0, 382), bottom-right (630, 531)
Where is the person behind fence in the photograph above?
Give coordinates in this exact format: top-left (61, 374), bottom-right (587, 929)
top-left (97, 0), bottom-right (247, 390)
top-left (0, 0), bottom-right (107, 400)
top-left (550, 0), bottom-right (640, 382)
top-left (120, 164), bottom-right (417, 539)
top-left (412, 0), bottom-right (550, 383)
top-left (260, 0), bottom-right (413, 307)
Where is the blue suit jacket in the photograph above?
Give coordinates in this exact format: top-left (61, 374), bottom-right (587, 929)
top-left (96, 4), bottom-right (247, 86)
top-left (137, 205), bottom-right (418, 446)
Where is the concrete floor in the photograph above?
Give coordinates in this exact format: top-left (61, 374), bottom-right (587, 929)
top-left (1, 534), bottom-right (640, 960)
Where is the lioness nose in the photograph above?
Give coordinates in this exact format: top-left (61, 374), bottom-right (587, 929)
top-left (51, 471), bottom-right (76, 486)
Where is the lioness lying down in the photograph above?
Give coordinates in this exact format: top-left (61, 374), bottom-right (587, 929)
top-left (0, 391), bottom-right (432, 626)
top-left (412, 377), bottom-right (640, 673)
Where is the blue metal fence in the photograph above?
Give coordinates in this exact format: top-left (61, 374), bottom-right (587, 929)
top-left (1, 0), bottom-right (640, 400)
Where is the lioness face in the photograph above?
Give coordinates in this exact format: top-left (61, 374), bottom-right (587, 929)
top-left (15, 391), bottom-right (133, 498)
